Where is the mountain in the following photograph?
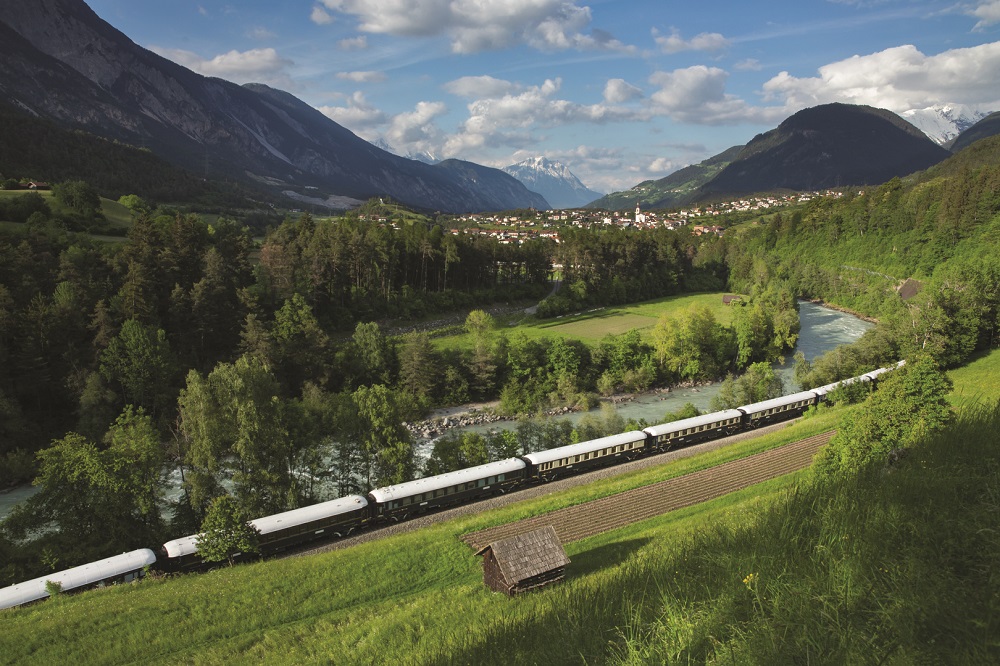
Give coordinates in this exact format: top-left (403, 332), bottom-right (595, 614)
top-left (0, 0), bottom-right (545, 213)
top-left (946, 111), bottom-right (1000, 153)
top-left (588, 145), bottom-right (743, 211)
top-left (501, 157), bottom-right (602, 209)
top-left (900, 104), bottom-right (995, 146)
top-left (694, 103), bottom-right (950, 198)
top-left (369, 137), bottom-right (439, 165)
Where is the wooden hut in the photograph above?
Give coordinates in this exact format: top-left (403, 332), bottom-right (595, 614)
top-left (475, 526), bottom-right (570, 596)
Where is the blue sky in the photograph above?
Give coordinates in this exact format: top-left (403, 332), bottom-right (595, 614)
top-left (88, 0), bottom-right (1000, 193)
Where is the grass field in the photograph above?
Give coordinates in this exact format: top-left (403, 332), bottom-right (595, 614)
top-left (0, 189), bottom-right (133, 231)
top-left (947, 347), bottom-right (1000, 408)
top-left (435, 291), bottom-right (736, 351)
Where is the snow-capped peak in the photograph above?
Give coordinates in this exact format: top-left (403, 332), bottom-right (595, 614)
top-left (502, 156), bottom-right (604, 209)
top-left (901, 103), bottom-right (996, 146)
top-left (368, 137), bottom-right (438, 164)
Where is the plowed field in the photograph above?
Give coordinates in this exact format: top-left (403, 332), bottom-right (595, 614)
top-left (461, 431), bottom-right (833, 551)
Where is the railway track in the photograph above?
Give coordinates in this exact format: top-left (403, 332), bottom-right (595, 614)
top-left (461, 431), bottom-right (834, 551)
top-left (294, 423), bottom-right (829, 558)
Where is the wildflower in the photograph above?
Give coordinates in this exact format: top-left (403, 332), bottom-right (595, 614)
top-left (742, 573), bottom-right (757, 589)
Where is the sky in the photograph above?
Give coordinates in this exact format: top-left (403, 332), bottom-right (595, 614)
top-left (87, 0), bottom-right (1000, 194)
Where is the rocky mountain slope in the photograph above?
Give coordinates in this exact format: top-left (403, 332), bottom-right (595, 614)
top-left (0, 0), bottom-right (547, 213)
top-left (501, 157), bottom-right (602, 209)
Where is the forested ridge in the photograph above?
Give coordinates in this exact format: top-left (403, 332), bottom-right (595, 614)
top-left (2, 136), bottom-right (1000, 586)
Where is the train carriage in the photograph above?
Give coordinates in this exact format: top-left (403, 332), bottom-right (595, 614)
top-left (521, 431), bottom-right (648, 481)
top-left (738, 390), bottom-right (819, 428)
top-left (162, 495), bottom-right (370, 571)
top-left (811, 375), bottom-right (870, 402)
top-left (644, 409), bottom-right (744, 452)
top-left (0, 548), bottom-right (157, 610)
top-left (252, 495), bottom-right (369, 554)
top-left (369, 458), bottom-right (527, 521)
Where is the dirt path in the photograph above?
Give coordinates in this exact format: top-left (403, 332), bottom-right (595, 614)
top-left (461, 431), bottom-right (833, 551)
top-left (293, 421), bottom-right (824, 558)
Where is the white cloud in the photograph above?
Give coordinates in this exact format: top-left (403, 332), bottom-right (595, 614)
top-left (386, 101), bottom-right (449, 149)
top-left (734, 58), bottom-right (762, 71)
top-left (444, 75), bottom-right (518, 99)
top-left (338, 35), bottom-right (368, 50)
top-left (247, 27), bottom-right (276, 40)
top-left (336, 71), bottom-right (387, 83)
top-left (318, 0), bottom-right (634, 54)
top-left (760, 41), bottom-right (1000, 112)
top-left (151, 47), bottom-right (293, 85)
top-left (603, 78), bottom-right (643, 104)
top-left (647, 157), bottom-right (680, 173)
top-left (648, 66), bottom-right (780, 125)
top-left (318, 91), bottom-right (388, 130)
top-left (311, 6), bottom-right (335, 25)
top-left (971, 1), bottom-right (1000, 30)
top-left (654, 27), bottom-right (729, 54)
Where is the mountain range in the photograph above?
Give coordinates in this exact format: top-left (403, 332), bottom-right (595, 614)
top-left (0, 0), bottom-right (548, 213)
top-left (501, 157), bottom-right (604, 209)
top-left (593, 104), bottom-right (955, 210)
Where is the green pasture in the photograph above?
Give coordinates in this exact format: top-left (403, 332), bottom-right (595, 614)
top-left (947, 347), bottom-right (1000, 409)
top-left (99, 198), bottom-right (133, 229)
top-left (435, 291), bottom-right (737, 351)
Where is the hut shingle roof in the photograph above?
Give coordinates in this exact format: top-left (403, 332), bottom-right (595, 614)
top-left (475, 525), bottom-right (569, 584)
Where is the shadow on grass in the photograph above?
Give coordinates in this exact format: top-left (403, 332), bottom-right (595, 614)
top-left (568, 537), bottom-right (653, 579)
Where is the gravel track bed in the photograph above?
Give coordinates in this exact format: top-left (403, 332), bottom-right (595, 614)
top-left (292, 420), bottom-right (814, 558)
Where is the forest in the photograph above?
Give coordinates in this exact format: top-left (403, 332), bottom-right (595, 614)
top-left (2, 135), bottom-right (1000, 585)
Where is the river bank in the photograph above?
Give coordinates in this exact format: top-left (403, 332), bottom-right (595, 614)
top-left (405, 381), bottom-right (715, 442)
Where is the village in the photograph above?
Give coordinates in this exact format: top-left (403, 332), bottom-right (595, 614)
top-left (435, 190), bottom-right (846, 244)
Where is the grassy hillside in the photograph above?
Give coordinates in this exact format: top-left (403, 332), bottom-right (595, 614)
top-left (3, 347), bottom-right (998, 664)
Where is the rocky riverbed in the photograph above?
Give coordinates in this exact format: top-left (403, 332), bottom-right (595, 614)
top-left (404, 381), bottom-right (715, 442)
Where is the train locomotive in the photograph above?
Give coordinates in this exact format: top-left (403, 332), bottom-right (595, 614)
top-left (0, 361), bottom-right (903, 608)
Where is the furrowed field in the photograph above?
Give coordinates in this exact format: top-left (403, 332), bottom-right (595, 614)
top-left (1, 352), bottom-right (997, 664)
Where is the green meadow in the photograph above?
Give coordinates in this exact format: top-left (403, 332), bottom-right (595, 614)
top-left (435, 291), bottom-right (736, 350)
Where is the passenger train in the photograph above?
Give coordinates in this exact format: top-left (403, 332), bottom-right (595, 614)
top-left (0, 361), bottom-right (903, 610)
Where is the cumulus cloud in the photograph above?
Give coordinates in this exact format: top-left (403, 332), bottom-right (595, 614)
top-left (648, 66), bottom-right (780, 125)
top-left (151, 46), bottom-right (293, 85)
top-left (603, 78), bottom-right (643, 104)
top-left (311, 6), bottom-right (335, 25)
top-left (653, 27), bottom-right (730, 54)
top-left (971, 1), bottom-right (1000, 30)
top-left (338, 35), bottom-right (368, 50)
top-left (386, 101), bottom-right (449, 149)
top-left (444, 75), bottom-right (518, 99)
top-left (336, 70), bottom-right (387, 83)
top-left (318, 0), bottom-right (634, 53)
top-left (318, 91), bottom-right (388, 130)
top-left (760, 41), bottom-right (1000, 112)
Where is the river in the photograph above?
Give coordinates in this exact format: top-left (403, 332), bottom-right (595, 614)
top-left (0, 301), bottom-right (872, 522)
top-left (417, 301), bottom-right (873, 444)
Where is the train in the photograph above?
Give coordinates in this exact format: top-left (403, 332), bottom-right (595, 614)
top-left (0, 361), bottom-right (903, 610)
